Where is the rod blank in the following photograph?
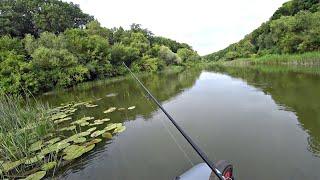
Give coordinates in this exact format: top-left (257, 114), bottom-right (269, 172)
top-left (123, 62), bottom-right (224, 180)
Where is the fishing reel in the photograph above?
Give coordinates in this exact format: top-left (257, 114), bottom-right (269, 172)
top-left (211, 160), bottom-right (234, 180)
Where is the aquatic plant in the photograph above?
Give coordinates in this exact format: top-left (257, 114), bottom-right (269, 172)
top-left (103, 107), bottom-right (117, 113)
top-left (0, 96), bottom-right (128, 179)
top-left (128, 106), bottom-right (136, 110)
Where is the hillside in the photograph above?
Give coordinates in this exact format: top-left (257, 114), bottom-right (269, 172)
top-left (0, 0), bottom-right (201, 95)
top-left (205, 0), bottom-right (320, 61)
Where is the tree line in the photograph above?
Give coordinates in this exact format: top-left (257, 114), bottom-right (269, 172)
top-left (0, 0), bottom-right (201, 95)
top-left (205, 0), bottom-right (320, 61)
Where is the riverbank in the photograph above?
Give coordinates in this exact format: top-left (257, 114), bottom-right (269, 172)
top-left (205, 52), bottom-right (320, 75)
top-left (221, 52), bottom-right (320, 66)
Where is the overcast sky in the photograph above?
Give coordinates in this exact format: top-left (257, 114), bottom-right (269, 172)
top-left (65, 0), bottom-right (288, 55)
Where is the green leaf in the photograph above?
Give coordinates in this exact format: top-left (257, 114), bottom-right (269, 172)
top-left (114, 126), bottom-right (126, 133)
top-left (58, 125), bottom-right (76, 131)
top-left (91, 130), bottom-right (106, 138)
top-left (54, 117), bottom-right (72, 124)
top-left (2, 160), bottom-right (23, 172)
top-left (29, 140), bottom-right (44, 152)
top-left (24, 171), bottom-right (46, 180)
top-left (25, 155), bottom-right (44, 165)
top-left (73, 137), bottom-right (86, 143)
top-left (103, 107), bottom-right (116, 113)
top-left (104, 124), bottom-right (117, 131)
top-left (128, 106), bottom-right (136, 110)
top-left (86, 127), bottom-right (97, 133)
top-left (102, 132), bottom-right (112, 139)
top-left (41, 162), bottom-right (57, 171)
top-left (46, 137), bottom-right (61, 145)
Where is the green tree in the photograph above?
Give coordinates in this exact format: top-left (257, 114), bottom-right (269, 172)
top-left (0, 0), bottom-right (93, 37)
top-left (177, 48), bottom-right (201, 62)
top-left (158, 46), bottom-right (182, 65)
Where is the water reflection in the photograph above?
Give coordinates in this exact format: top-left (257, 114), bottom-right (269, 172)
top-left (211, 65), bottom-right (320, 157)
top-left (38, 66), bottom-right (320, 179)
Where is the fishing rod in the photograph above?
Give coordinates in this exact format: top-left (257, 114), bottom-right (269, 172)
top-left (123, 62), bottom-right (225, 180)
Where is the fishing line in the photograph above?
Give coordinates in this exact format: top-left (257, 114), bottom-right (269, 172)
top-left (123, 62), bottom-right (224, 180)
top-left (130, 75), bottom-right (194, 166)
top-left (158, 116), bottom-right (195, 166)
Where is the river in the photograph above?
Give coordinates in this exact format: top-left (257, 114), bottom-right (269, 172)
top-left (39, 66), bottom-right (320, 180)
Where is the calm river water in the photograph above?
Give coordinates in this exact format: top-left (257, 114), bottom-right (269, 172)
top-left (39, 66), bottom-right (320, 180)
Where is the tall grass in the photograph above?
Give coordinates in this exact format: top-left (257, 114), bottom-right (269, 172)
top-left (227, 51), bottom-right (320, 66)
top-left (0, 95), bottom-right (54, 174)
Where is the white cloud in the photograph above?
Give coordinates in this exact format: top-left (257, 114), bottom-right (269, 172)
top-left (65, 0), bottom-right (288, 55)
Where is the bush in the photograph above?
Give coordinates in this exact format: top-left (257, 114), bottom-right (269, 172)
top-left (158, 46), bottom-right (182, 65)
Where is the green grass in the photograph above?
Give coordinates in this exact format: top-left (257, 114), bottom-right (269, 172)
top-left (226, 51), bottom-right (320, 66)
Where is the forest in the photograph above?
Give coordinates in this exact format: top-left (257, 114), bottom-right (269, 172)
top-left (205, 0), bottom-right (320, 61)
top-left (0, 0), bottom-right (201, 95)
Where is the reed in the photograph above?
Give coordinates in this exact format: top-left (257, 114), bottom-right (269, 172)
top-left (0, 95), bottom-right (54, 175)
top-left (227, 52), bottom-right (320, 66)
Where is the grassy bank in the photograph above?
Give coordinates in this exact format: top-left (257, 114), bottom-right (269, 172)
top-left (201, 52), bottom-right (320, 76)
top-left (224, 52), bottom-right (320, 66)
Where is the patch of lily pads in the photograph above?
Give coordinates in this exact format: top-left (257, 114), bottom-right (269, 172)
top-left (0, 102), bottom-right (129, 179)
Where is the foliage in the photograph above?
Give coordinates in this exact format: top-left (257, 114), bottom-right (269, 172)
top-left (158, 46), bottom-right (182, 65)
top-left (0, 95), bottom-right (53, 161)
top-left (0, 0), bottom-right (201, 95)
top-left (205, 0), bottom-right (320, 61)
top-left (177, 48), bottom-right (201, 62)
top-left (226, 51), bottom-right (320, 66)
top-left (0, 0), bottom-right (94, 37)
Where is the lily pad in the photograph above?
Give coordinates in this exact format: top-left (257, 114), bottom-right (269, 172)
top-left (106, 93), bottom-right (117, 97)
top-left (116, 123), bottom-right (123, 128)
top-left (73, 102), bottom-right (86, 107)
top-left (29, 140), bottom-right (44, 152)
top-left (91, 130), bottom-right (106, 138)
top-left (54, 117), bottom-right (72, 124)
top-left (60, 131), bottom-right (91, 144)
top-left (102, 132), bottom-right (113, 139)
top-left (90, 121), bottom-right (104, 126)
top-left (85, 104), bottom-right (98, 108)
top-left (94, 119), bottom-right (109, 124)
top-left (128, 106), bottom-right (136, 110)
top-left (40, 142), bottom-right (70, 155)
top-left (81, 116), bottom-right (95, 121)
top-left (80, 122), bottom-right (90, 126)
top-left (41, 161), bottom-right (57, 171)
top-left (84, 144), bottom-right (95, 152)
top-left (51, 113), bottom-right (68, 121)
top-left (77, 131), bottom-right (91, 137)
top-left (103, 107), bottom-right (116, 113)
top-left (46, 137), bottom-right (61, 145)
top-left (64, 108), bottom-right (77, 113)
top-left (104, 124), bottom-right (117, 131)
top-left (2, 160), bottom-right (23, 172)
top-left (73, 137), bottom-right (86, 143)
top-left (100, 118), bottom-right (110, 122)
top-left (114, 126), bottom-right (126, 133)
top-left (71, 117), bottom-right (94, 125)
top-left (25, 155), bottom-right (44, 165)
top-left (63, 144), bottom-right (95, 161)
top-left (24, 170), bottom-right (46, 180)
top-left (86, 127), bottom-right (97, 133)
top-left (85, 139), bottom-right (102, 146)
top-left (63, 144), bottom-right (82, 154)
top-left (58, 125), bottom-right (76, 132)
